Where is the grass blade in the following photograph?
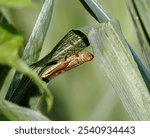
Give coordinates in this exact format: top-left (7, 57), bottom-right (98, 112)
top-left (79, 0), bottom-right (110, 22)
top-left (132, 0), bottom-right (150, 39)
top-left (6, 0), bottom-right (54, 108)
top-left (79, 0), bottom-right (150, 94)
top-left (0, 66), bottom-right (10, 91)
top-left (0, 100), bottom-right (49, 121)
top-left (88, 20), bottom-right (150, 120)
top-left (126, 0), bottom-right (150, 70)
top-left (23, 0), bottom-right (54, 64)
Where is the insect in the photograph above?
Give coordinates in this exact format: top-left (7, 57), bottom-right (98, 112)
top-left (5, 30), bottom-right (90, 104)
top-left (40, 51), bottom-right (94, 82)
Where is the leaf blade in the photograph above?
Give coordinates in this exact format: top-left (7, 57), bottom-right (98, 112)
top-left (88, 20), bottom-right (150, 120)
top-left (0, 100), bottom-right (50, 121)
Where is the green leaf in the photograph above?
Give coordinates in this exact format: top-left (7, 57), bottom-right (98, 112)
top-left (0, 22), bottom-right (23, 65)
top-left (4, 0), bottom-right (54, 112)
top-left (0, 0), bottom-right (35, 8)
top-left (23, 0), bottom-right (54, 65)
top-left (126, 0), bottom-right (150, 70)
top-left (79, 0), bottom-right (111, 22)
top-left (3, 58), bottom-right (53, 111)
top-left (88, 20), bottom-right (150, 120)
top-left (133, 0), bottom-right (150, 39)
top-left (0, 65), bottom-right (10, 90)
top-left (0, 100), bottom-right (49, 121)
top-left (80, 0), bottom-right (150, 98)
top-left (0, 15), bottom-right (53, 111)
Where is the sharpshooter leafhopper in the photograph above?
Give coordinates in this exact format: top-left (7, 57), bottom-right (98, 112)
top-left (40, 51), bottom-right (94, 82)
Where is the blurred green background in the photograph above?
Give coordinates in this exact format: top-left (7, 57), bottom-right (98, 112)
top-left (2, 0), bottom-right (142, 120)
